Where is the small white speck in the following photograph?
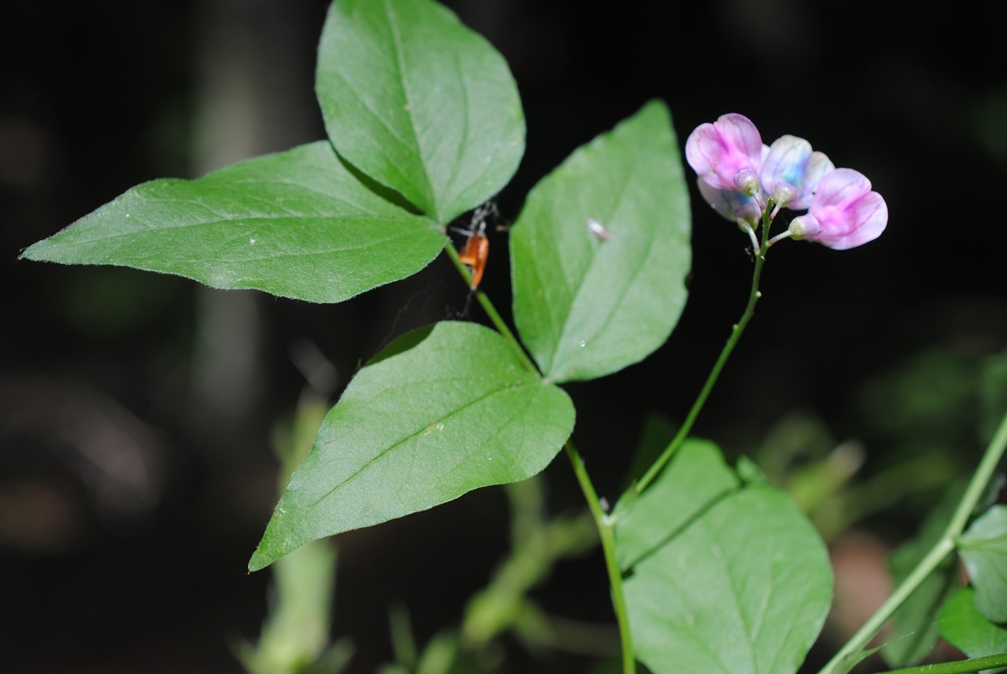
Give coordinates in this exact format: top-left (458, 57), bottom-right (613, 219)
top-left (250, 238), bottom-right (256, 245)
top-left (436, 423), bottom-right (444, 431)
top-left (578, 340), bottom-right (587, 348)
top-left (587, 218), bottom-right (613, 241)
top-left (124, 213), bottom-right (130, 218)
top-left (487, 456), bottom-right (493, 461)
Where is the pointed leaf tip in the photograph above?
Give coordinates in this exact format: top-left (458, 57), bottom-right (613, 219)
top-left (23, 142), bottom-right (446, 304)
top-left (511, 100), bottom-right (691, 383)
top-left (316, 0), bottom-right (525, 223)
top-left (249, 321), bottom-right (574, 570)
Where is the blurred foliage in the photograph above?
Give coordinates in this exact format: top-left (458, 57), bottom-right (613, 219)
top-left (237, 397), bottom-right (353, 674)
top-left (881, 485), bottom-right (964, 668)
top-left (7, 0), bottom-right (1007, 671)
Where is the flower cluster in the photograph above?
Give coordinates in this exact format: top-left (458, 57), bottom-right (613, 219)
top-left (685, 113), bottom-right (887, 250)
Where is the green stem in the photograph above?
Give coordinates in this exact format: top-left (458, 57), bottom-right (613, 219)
top-left (565, 442), bottom-right (636, 674)
top-left (884, 653), bottom-right (1007, 674)
top-left (636, 215), bottom-right (773, 495)
top-left (446, 241), bottom-right (629, 667)
top-left (444, 241), bottom-right (539, 375)
top-left (818, 405), bottom-right (1007, 674)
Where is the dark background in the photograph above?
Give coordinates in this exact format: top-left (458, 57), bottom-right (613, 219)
top-left (4, 0), bottom-right (1007, 672)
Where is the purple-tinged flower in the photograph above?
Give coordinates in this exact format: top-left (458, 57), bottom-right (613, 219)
top-left (697, 179), bottom-right (763, 228)
top-left (760, 135), bottom-right (834, 209)
top-left (788, 168), bottom-right (888, 249)
top-left (685, 113), bottom-right (765, 193)
top-left (696, 143), bottom-right (770, 228)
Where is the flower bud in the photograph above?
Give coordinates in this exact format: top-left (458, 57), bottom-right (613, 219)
top-left (788, 214), bottom-right (821, 240)
top-left (772, 183), bottom-right (797, 209)
top-left (733, 168), bottom-right (760, 197)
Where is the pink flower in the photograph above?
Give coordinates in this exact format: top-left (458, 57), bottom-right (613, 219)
top-left (760, 135), bottom-right (834, 209)
top-left (788, 168), bottom-right (888, 250)
top-left (697, 180), bottom-right (763, 228)
top-left (685, 113), bottom-right (764, 193)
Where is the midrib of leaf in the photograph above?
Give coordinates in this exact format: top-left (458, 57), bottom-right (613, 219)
top-left (618, 483), bottom-right (741, 572)
top-left (228, 177), bottom-right (387, 210)
top-left (440, 44), bottom-right (472, 212)
top-left (714, 528), bottom-right (759, 674)
top-left (552, 161), bottom-right (654, 370)
top-left (383, 0), bottom-right (437, 219)
top-left (303, 376), bottom-right (542, 512)
top-left (439, 388), bottom-right (542, 481)
top-left (47, 215), bottom-right (430, 251)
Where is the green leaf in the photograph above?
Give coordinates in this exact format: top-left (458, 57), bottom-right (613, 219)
top-left (316, 0), bottom-right (524, 223)
top-left (249, 321), bottom-right (574, 571)
top-left (22, 142), bottom-right (445, 304)
top-left (940, 588), bottom-right (1007, 660)
top-left (615, 440), bottom-right (832, 674)
top-left (959, 505), bottom-right (1007, 623)
top-left (883, 483), bottom-right (965, 667)
top-left (510, 100), bottom-right (691, 383)
top-left (613, 438), bottom-right (737, 570)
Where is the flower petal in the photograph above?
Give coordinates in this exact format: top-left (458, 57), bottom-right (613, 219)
top-left (829, 191), bottom-right (888, 250)
top-left (810, 168), bottom-right (872, 211)
top-left (797, 168), bottom-right (888, 249)
top-left (761, 135), bottom-right (835, 209)
top-left (798, 151), bottom-right (835, 208)
top-left (697, 178), bottom-right (761, 227)
top-left (717, 113), bottom-right (764, 165)
top-left (685, 114), bottom-right (764, 191)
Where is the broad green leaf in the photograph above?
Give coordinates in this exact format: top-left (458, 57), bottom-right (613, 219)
top-left (615, 441), bottom-right (832, 674)
top-left (882, 483), bottom-right (965, 667)
top-left (316, 0), bottom-right (524, 223)
top-left (959, 505), bottom-right (1007, 623)
top-left (940, 587), bottom-right (1007, 658)
top-left (249, 321), bottom-right (574, 571)
top-left (613, 438), bottom-right (737, 570)
top-left (510, 100), bottom-right (690, 383)
top-left (22, 142), bottom-right (445, 304)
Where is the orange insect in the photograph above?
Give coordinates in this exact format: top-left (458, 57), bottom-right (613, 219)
top-left (456, 203), bottom-right (496, 290)
top-left (458, 220), bottom-right (489, 289)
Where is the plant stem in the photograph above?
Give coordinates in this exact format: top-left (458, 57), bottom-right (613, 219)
top-left (883, 653), bottom-right (1007, 674)
top-left (444, 241), bottom-right (539, 375)
top-left (818, 405), bottom-right (1007, 674)
top-left (565, 442), bottom-right (636, 674)
top-left (635, 217), bottom-right (772, 495)
top-left (446, 241), bottom-right (631, 667)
